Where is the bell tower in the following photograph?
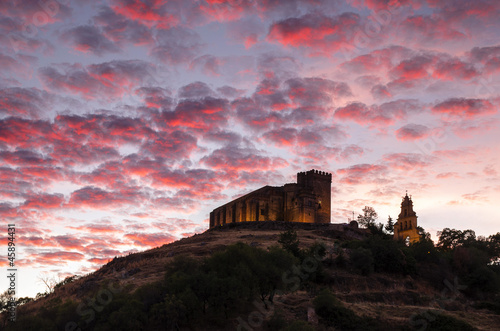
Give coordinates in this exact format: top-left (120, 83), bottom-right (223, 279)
top-left (394, 192), bottom-right (420, 244)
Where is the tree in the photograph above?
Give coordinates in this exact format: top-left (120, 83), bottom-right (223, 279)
top-left (385, 216), bottom-right (394, 234)
top-left (487, 232), bottom-right (500, 263)
top-left (38, 274), bottom-right (58, 294)
top-left (350, 247), bottom-right (374, 276)
top-left (278, 229), bottom-right (301, 257)
top-left (417, 226), bottom-right (431, 241)
top-left (357, 206), bottom-right (378, 228)
top-left (437, 228), bottom-right (476, 250)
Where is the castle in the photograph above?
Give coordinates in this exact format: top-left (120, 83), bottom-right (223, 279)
top-left (210, 170), bottom-right (420, 244)
top-left (393, 192), bottom-right (420, 243)
top-left (209, 169), bottom-right (332, 228)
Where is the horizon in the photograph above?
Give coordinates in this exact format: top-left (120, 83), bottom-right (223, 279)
top-left (1, 0), bottom-right (499, 298)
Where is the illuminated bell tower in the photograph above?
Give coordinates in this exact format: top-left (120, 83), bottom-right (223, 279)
top-left (394, 192), bottom-right (420, 244)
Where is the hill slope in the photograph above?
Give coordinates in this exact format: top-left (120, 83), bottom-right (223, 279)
top-left (4, 222), bottom-right (500, 330)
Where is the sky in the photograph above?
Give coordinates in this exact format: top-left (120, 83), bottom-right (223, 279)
top-left (0, 0), bottom-right (499, 298)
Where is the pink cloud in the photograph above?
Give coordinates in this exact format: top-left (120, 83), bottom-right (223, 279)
top-left (110, 0), bottom-right (177, 29)
top-left (267, 13), bottom-right (360, 55)
top-left (334, 99), bottom-right (421, 127)
top-left (201, 146), bottom-right (289, 172)
top-left (395, 124), bottom-right (430, 141)
top-left (125, 232), bottom-right (176, 247)
top-left (432, 98), bottom-right (496, 119)
top-left (336, 163), bottom-right (388, 184)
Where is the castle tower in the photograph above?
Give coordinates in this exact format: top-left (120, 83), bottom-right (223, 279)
top-left (394, 192), bottom-right (420, 244)
top-left (296, 170), bottom-right (332, 223)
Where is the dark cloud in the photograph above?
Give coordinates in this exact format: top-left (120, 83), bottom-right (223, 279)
top-left (217, 85), bottom-right (245, 98)
top-left (433, 58), bottom-right (479, 80)
top-left (387, 54), bottom-right (436, 90)
top-left (150, 168), bottom-right (225, 200)
top-left (334, 99), bottom-right (421, 126)
top-left (0, 0), bottom-right (72, 25)
top-left (60, 25), bottom-right (120, 56)
top-left (178, 81), bottom-right (215, 99)
top-left (432, 98), bottom-right (496, 119)
top-left (39, 60), bottom-right (156, 99)
top-left (232, 96), bottom-right (283, 131)
top-left (190, 54), bottom-right (223, 76)
top-left (94, 6), bottom-right (154, 45)
top-left (160, 97), bottom-right (229, 133)
top-left (201, 145), bottom-right (288, 172)
top-left (370, 84), bottom-right (391, 99)
top-left (469, 44), bottom-right (500, 73)
top-left (226, 18), bottom-right (265, 48)
top-left (0, 149), bottom-right (54, 166)
top-left (257, 53), bottom-right (300, 80)
top-left (139, 130), bottom-right (197, 162)
top-left (152, 27), bottom-right (204, 65)
top-left (135, 86), bottom-right (172, 109)
top-left (285, 77), bottom-right (352, 106)
top-left (398, 15), bottom-right (466, 43)
top-left (67, 186), bottom-right (144, 209)
top-left (395, 124), bottom-right (430, 141)
top-left (0, 87), bottom-right (53, 118)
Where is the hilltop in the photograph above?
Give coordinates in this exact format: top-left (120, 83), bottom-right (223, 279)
top-left (2, 222), bottom-right (500, 330)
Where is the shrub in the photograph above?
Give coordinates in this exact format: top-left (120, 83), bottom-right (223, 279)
top-left (278, 230), bottom-right (301, 258)
top-left (473, 301), bottom-right (500, 315)
top-left (350, 247), bottom-right (374, 276)
top-left (313, 289), bottom-right (358, 329)
top-left (281, 320), bottom-right (315, 331)
top-left (410, 310), bottom-right (476, 331)
top-left (266, 308), bottom-right (287, 330)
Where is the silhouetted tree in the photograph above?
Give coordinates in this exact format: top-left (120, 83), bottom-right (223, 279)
top-left (385, 216), bottom-right (394, 234)
top-left (357, 206), bottom-right (378, 228)
top-left (278, 229), bottom-right (301, 257)
top-left (437, 228), bottom-right (476, 250)
top-left (415, 226), bottom-right (430, 241)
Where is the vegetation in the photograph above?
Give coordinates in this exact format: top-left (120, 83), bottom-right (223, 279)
top-left (2, 221), bottom-right (499, 330)
top-left (357, 206), bottom-right (378, 228)
top-left (411, 310), bottom-right (476, 331)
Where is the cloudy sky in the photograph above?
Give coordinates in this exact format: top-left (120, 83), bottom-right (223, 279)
top-left (1, 0), bottom-right (499, 297)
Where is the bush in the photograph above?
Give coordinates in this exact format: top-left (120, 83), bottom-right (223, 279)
top-left (313, 289), bottom-right (358, 329)
top-left (410, 310), bottom-right (476, 331)
top-left (266, 308), bottom-right (287, 330)
top-left (278, 230), bottom-right (301, 258)
top-left (350, 247), bottom-right (374, 276)
top-left (473, 301), bottom-right (500, 315)
top-left (281, 320), bottom-right (315, 331)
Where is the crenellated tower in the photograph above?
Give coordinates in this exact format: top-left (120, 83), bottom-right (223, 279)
top-left (394, 192), bottom-right (420, 244)
top-left (296, 169), bottom-right (332, 223)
